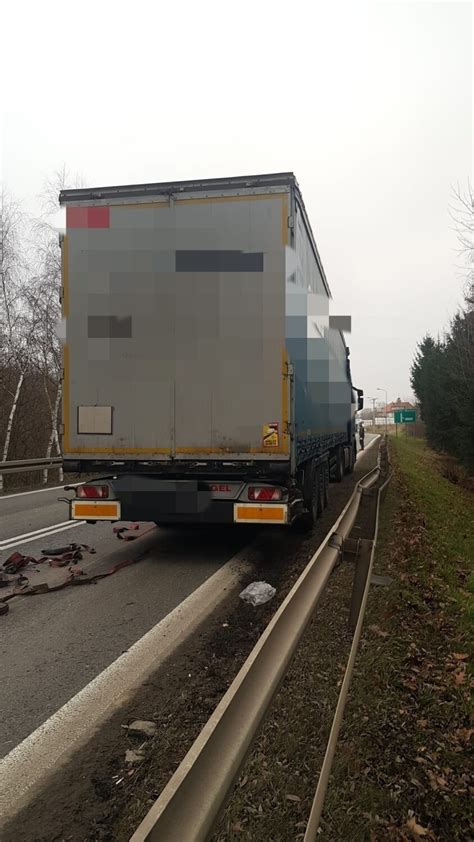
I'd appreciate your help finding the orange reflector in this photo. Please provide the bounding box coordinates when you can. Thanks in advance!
[234,504,287,524]
[71,501,121,520]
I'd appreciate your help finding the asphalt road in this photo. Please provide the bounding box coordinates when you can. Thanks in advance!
[0,434,376,760]
[0,489,255,759]
[0,485,71,541]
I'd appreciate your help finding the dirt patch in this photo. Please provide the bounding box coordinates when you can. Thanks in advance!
[210,558,363,841]
[1,449,379,842]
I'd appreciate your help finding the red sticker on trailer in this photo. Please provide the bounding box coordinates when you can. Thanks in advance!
[67,206,110,229]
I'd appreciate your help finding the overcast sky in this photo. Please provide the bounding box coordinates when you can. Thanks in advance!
[2,0,472,403]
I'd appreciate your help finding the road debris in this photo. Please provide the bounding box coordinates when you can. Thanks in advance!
[0,543,152,617]
[1,544,95,574]
[113,523,140,541]
[239,581,276,606]
[126,720,157,738]
[125,749,146,765]
[41,543,96,557]
[2,552,35,574]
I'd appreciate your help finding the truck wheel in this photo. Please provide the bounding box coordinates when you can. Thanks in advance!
[345,441,356,475]
[334,446,345,483]
[350,439,357,473]
[299,465,320,530]
[323,463,329,507]
[316,465,325,515]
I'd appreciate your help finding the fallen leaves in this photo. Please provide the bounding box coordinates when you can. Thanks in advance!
[453,669,466,686]
[426,768,448,791]
[406,815,429,839]
[454,727,473,744]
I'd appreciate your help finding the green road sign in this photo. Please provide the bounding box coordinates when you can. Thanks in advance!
[394,409,416,423]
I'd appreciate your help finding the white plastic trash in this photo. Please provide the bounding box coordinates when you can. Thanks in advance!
[239,581,276,606]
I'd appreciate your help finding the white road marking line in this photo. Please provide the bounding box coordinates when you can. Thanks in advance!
[0,485,71,501]
[1,520,74,543]
[0,521,84,552]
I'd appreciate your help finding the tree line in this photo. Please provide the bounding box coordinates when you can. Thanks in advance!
[0,169,81,490]
[411,183,474,472]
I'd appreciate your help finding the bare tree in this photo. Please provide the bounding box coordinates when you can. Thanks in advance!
[0,168,85,490]
[0,190,27,349]
[30,167,84,483]
[450,180,474,306]
[0,191,30,490]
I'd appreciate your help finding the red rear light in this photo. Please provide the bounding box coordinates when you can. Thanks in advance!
[248,486,283,502]
[77,485,109,499]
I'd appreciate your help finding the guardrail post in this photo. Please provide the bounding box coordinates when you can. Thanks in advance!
[347,538,373,631]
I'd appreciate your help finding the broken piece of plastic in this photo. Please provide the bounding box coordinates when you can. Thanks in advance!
[239,581,276,606]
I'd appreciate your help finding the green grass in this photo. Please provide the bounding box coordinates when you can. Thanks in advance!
[322,435,473,841]
[389,435,474,626]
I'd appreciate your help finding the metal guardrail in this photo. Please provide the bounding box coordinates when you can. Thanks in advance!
[130,450,389,842]
[304,458,392,839]
[0,457,62,476]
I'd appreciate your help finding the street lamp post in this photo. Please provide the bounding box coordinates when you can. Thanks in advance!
[377,388,388,435]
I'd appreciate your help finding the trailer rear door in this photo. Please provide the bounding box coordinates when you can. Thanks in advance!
[62,189,291,461]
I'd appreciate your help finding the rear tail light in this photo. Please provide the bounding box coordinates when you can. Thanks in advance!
[77,485,109,499]
[248,486,283,502]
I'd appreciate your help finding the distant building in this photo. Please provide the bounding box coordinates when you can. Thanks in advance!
[383,397,415,415]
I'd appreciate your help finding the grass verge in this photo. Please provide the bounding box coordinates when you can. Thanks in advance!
[322,435,473,841]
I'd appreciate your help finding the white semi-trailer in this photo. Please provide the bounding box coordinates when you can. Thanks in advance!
[60,173,363,527]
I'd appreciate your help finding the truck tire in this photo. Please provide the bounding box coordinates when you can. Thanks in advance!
[323,462,329,507]
[299,463,320,529]
[350,439,357,473]
[334,446,345,483]
[316,465,325,515]
[345,441,356,475]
